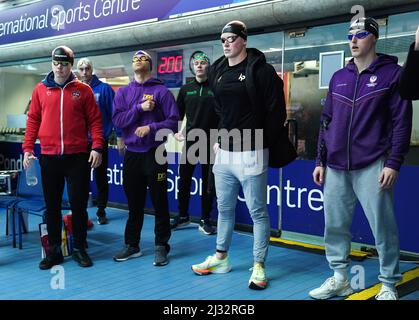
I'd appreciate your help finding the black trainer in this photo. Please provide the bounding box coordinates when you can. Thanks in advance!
[113,245,143,262]
[97,209,108,225]
[72,249,93,267]
[170,216,191,229]
[154,244,170,266]
[199,219,216,235]
[39,251,64,270]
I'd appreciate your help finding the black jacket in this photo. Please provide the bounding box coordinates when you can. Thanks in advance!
[399,42,419,100]
[177,79,218,134]
[209,48,296,168]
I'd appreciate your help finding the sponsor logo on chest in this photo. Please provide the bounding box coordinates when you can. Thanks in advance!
[143,94,154,101]
[186,90,198,96]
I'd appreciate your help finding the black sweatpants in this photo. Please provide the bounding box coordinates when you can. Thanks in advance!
[92,140,109,210]
[40,153,90,250]
[123,149,171,248]
[178,141,215,220]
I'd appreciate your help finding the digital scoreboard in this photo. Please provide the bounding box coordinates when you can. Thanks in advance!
[157,50,183,88]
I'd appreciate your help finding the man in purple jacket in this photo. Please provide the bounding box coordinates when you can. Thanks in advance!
[112,50,179,266]
[310,17,412,300]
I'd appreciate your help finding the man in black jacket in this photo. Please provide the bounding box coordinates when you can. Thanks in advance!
[171,51,218,235]
[191,21,293,290]
[399,26,419,100]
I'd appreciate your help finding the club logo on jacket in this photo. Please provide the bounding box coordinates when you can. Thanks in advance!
[186,90,198,96]
[238,73,246,82]
[143,94,154,101]
[367,75,378,88]
[46,90,52,96]
[72,91,81,98]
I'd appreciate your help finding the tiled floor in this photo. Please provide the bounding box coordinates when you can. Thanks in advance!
[0,207,417,300]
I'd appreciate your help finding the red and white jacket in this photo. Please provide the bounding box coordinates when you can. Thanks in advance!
[23,72,104,155]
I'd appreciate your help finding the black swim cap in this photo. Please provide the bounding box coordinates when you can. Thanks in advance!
[52,46,74,65]
[221,21,247,40]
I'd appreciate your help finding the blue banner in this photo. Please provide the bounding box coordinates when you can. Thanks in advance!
[2,141,417,253]
[0,0,258,46]
[282,160,419,254]
[89,148,280,229]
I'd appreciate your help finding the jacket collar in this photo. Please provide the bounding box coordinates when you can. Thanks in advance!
[346,53,398,74]
[42,71,76,88]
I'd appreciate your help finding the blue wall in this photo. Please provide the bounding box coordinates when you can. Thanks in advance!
[1,141,418,253]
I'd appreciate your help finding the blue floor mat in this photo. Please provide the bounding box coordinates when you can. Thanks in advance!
[0,207,417,300]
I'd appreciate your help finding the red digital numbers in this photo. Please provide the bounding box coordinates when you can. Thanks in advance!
[158,55,183,74]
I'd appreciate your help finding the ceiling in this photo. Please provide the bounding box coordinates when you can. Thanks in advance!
[0,0,42,11]
[0,2,416,85]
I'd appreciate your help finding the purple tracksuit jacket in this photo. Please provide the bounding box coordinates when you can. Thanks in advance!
[316,54,412,171]
[112,77,179,153]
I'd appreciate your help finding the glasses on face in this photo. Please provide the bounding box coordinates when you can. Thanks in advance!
[52,60,70,67]
[221,35,239,44]
[347,31,371,41]
[132,55,149,63]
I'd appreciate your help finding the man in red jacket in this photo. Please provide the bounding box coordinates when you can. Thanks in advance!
[23,46,104,270]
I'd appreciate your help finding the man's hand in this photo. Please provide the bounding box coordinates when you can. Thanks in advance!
[174,132,185,142]
[116,137,126,156]
[141,100,155,112]
[23,152,35,169]
[135,126,151,138]
[89,150,102,168]
[313,166,325,186]
[213,143,220,154]
[379,167,399,189]
[415,26,419,51]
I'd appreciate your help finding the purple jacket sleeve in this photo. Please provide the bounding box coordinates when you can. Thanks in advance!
[112,88,144,129]
[148,89,179,135]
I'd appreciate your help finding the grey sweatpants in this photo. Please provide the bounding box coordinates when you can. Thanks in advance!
[323,157,402,285]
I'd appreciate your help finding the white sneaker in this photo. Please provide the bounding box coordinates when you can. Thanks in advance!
[191,254,232,275]
[248,263,268,290]
[375,286,398,300]
[309,277,354,299]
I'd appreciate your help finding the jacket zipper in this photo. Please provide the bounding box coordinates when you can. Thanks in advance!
[199,84,203,96]
[60,87,64,155]
[347,73,360,170]
[59,81,73,155]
